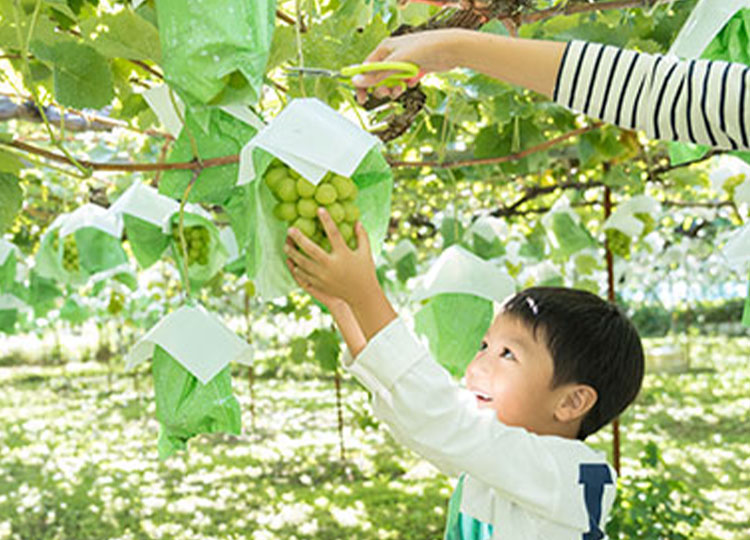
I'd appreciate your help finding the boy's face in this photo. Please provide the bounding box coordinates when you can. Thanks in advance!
[464,312,567,435]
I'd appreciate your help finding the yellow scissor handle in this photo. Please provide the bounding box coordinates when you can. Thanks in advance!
[340,61,420,92]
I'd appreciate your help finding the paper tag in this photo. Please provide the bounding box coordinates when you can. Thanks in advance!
[603,195,660,236]
[125,304,253,384]
[724,222,750,265]
[108,182,180,227]
[58,203,122,239]
[467,216,508,244]
[0,293,28,312]
[220,104,265,130]
[0,239,19,266]
[411,245,516,304]
[670,0,750,59]
[219,227,240,263]
[709,155,750,191]
[238,98,380,186]
[389,239,417,263]
[143,84,186,138]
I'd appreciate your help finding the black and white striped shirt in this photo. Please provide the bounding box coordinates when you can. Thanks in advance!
[554,40,750,151]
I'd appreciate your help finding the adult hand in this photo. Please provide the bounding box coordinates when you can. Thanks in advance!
[353,29,467,104]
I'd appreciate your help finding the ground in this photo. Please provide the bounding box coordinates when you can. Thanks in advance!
[0,335,748,540]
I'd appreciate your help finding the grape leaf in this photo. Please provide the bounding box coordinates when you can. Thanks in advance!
[0,148,22,175]
[0,173,22,234]
[81,10,161,62]
[30,41,114,109]
[551,213,596,256]
[309,329,340,372]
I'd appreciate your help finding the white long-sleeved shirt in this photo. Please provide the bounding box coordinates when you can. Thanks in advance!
[554,40,750,151]
[344,317,617,540]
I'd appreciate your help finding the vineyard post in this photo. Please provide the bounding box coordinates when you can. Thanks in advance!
[603,183,621,476]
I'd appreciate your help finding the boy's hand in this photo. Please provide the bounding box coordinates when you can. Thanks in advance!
[285,208,379,309]
[353,29,468,103]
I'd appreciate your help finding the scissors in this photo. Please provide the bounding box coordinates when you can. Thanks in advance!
[285,61,422,94]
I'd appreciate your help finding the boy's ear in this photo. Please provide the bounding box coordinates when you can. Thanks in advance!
[554,384,597,423]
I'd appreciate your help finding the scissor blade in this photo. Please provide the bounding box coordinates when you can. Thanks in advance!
[284,67,340,77]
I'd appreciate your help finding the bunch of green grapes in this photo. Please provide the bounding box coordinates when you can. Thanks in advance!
[263,160,361,251]
[171,225,211,266]
[605,228,631,259]
[52,232,80,272]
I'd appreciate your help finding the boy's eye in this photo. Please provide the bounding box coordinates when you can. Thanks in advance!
[500,347,516,361]
[479,340,488,351]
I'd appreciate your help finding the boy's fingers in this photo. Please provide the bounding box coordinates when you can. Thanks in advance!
[284,243,319,274]
[354,221,371,252]
[317,208,346,249]
[291,263,321,290]
[287,228,327,262]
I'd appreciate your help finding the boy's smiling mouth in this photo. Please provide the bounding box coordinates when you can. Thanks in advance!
[471,389,493,403]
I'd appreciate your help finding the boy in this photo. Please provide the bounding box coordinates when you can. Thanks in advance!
[284,208,644,539]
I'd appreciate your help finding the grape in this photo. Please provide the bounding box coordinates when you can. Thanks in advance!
[264,167,287,193]
[315,184,337,205]
[172,225,211,266]
[244,280,256,297]
[297,198,318,219]
[339,222,354,241]
[277,178,299,202]
[605,228,631,259]
[326,202,345,223]
[274,202,298,222]
[266,169,363,254]
[331,175,356,200]
[342,201,360,223]
[347,237,358,250]
[292,217,317,238]
[297,178,316,198]
[52,232,80,273]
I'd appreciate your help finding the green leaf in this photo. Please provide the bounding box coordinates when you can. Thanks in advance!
[81,9,162,62]
[551,213,595,256]
[309,329,340,372]
[0,173,22,234]
[0,148,22,175]
[30,41,114,109]
[440,216,464,248]
[159,108,257,205]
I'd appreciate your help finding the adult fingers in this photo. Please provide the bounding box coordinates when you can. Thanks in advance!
[316,208,347,250]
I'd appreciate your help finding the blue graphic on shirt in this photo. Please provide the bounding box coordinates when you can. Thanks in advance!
[444,474,494,540]
[579,464,613,540]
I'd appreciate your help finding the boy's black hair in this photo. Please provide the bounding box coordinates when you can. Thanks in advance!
[501,287,644,440]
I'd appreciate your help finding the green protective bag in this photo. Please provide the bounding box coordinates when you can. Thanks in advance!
[122,214,170,269]
[743,270,750,327]
[159,108,258,206]
[152,345,242,460]
[156,0,276,106]
[168,212,228,291]
[35,226,127,286]
[0,249,16,293]
[245,147,393,300]
[414,293,494,378]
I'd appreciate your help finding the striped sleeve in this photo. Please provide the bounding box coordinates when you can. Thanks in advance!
[553,40,750,151]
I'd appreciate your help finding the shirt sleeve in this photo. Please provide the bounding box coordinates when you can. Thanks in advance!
[554,40,750,151]
[344,317,597,527]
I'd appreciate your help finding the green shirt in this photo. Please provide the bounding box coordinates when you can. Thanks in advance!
[444,474,495,540]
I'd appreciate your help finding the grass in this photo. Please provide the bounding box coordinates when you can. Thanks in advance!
[0,335,748,539]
